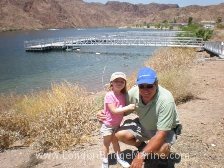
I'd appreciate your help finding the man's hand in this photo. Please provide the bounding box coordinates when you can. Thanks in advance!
[96,110,106,122]
[130,153,144,168]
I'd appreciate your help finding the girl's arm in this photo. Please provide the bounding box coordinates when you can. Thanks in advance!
[107,103,135,114]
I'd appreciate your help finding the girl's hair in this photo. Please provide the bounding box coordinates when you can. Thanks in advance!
[108,81,127,94]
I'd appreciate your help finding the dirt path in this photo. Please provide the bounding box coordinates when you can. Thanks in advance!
[172,58,224,168]
[0,55,224,168]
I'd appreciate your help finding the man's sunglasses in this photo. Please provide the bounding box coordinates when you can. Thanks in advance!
[138,84,154,89]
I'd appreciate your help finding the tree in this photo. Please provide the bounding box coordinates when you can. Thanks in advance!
[216,17,222,24]
[147,23,151,28]
[173,18,177,23]
[169,25,173,30]
[155,23,161,29]
[162,20,169,29]
[188,17,193,25]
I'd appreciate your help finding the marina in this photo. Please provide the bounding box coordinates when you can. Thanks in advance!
[1,28,160,93]
[24,32,224,60]
[24,31,204,52]
[1,28,222,94]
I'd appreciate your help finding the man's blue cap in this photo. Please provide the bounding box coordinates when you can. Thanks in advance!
[136,67,157,85]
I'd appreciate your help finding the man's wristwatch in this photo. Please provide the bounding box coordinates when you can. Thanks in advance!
[139,151,148,159]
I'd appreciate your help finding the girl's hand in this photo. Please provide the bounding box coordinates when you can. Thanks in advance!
[96,111,106,122]
[127,104,136,111]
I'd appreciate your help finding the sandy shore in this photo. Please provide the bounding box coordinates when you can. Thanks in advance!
[0,53,224,168]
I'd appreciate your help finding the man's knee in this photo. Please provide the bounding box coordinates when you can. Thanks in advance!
[115,130,134,141]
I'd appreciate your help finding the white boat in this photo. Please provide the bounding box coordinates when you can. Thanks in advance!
[65,48,72,51]
[48,28,59,31]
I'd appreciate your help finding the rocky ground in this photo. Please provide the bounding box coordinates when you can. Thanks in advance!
[0,53,224,168]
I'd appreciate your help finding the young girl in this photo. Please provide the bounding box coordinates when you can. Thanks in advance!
[100,72,135,168]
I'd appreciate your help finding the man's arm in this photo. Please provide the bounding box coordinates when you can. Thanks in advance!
[142,130,167,153]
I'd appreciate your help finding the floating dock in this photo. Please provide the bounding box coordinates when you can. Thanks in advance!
[24,32,204,52]
[25,37,204,52]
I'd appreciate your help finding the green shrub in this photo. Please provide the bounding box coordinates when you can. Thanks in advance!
[179,23,213,40]
[196,28,213,41]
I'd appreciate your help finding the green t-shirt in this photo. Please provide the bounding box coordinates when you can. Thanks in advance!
[127,85,179,131]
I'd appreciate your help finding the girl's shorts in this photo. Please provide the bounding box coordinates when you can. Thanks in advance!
[100,123,119,137]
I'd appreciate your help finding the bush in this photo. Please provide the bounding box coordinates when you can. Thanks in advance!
[195,28,213,41]
[216,23,224,29]
[179,23,213,41]
[0,82,102,151]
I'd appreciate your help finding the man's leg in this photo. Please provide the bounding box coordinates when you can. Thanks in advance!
[115,130,142,147]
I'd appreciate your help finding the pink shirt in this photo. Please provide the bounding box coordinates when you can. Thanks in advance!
[103,91,126,127]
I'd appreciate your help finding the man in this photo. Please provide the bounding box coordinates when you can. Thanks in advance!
[98,67,180,168]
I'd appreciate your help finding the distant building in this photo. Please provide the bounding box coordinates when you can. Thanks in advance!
[201,20,216,24]
[203,24,215,29]
[201,20,216,29]
[171,23,188,26]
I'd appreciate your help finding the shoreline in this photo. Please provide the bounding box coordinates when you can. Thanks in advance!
[0,26,178,34]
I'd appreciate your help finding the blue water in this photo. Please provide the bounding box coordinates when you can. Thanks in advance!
[0,28,159,93]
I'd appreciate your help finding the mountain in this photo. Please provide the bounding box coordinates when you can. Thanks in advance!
[0,0,223,31]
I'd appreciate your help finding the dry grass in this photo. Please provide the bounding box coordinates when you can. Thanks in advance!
[0,82,102,152]
[211,29,224,41]
[0,93,21,112]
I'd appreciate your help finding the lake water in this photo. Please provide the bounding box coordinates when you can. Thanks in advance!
[0,28,160,93]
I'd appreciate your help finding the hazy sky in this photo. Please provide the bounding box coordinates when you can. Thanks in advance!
[83,0,223,7]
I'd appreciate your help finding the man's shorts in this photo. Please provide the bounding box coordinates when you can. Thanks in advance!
[100,123,119,137]
[117,118,177,145]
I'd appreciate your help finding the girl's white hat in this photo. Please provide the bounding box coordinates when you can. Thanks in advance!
[110,72,127,82]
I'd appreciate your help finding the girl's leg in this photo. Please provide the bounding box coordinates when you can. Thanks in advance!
[102,135,113,158]
[112,134,130,168]
[111,134,121,154]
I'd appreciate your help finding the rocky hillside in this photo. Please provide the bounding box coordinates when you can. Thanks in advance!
[0,0,223,31]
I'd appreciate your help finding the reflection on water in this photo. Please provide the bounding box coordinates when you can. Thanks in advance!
[0,28,159,93]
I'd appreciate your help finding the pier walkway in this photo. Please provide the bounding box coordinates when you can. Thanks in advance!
[24,31,203,52]
[204,41,224,59]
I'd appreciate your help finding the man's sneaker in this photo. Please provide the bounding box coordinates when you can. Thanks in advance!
[102,161,109,168]
[117,158,130,168]
[137,142,147,152]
